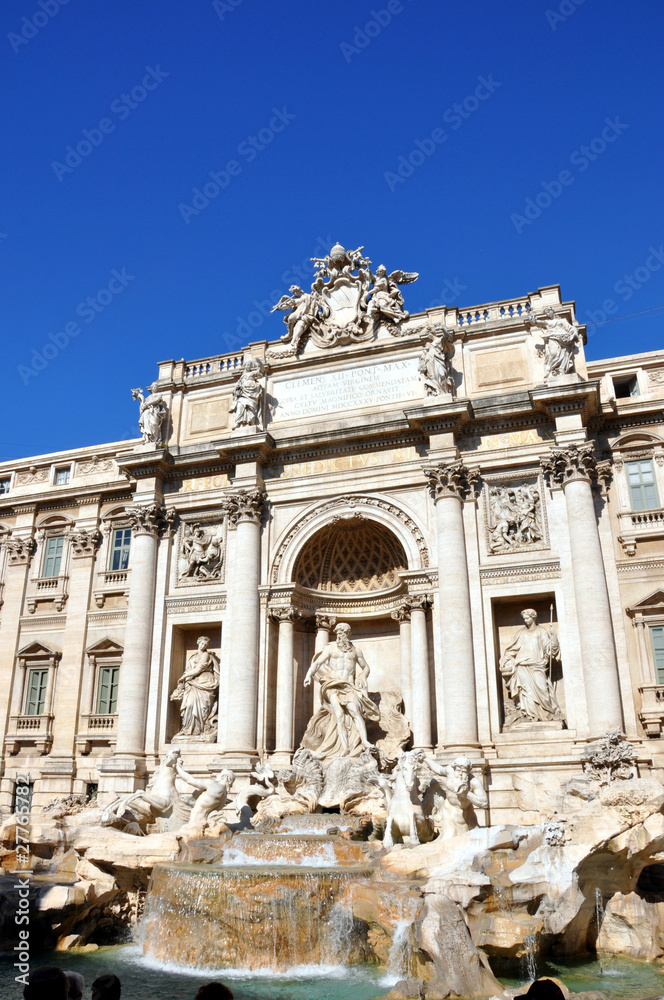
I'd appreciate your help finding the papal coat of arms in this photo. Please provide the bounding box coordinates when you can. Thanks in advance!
[269,242,418,357]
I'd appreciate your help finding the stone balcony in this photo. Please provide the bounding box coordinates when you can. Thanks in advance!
[639,684,664,737]
[6,713,54,754]
[93,569,130,609]
[26,575,68,614]
[76,713,117,754]
[618,508,664,557]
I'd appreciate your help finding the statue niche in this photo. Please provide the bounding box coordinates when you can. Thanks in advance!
[170,635,220,742]
[496,602,566,731]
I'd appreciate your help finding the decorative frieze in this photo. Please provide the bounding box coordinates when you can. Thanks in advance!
[479,560,561,586]
[76,456,116,475]
[424,461,480,502]
[16,467,49,486]
[221,489,267,525]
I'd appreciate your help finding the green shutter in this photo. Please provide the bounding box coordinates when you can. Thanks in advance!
[42,536,64,577]
[25,669,47,715]
[627,461,659,512]
[97,666,120,714]
[651,627,664,685]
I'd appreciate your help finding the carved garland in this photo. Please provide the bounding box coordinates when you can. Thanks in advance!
[271,495,429,584]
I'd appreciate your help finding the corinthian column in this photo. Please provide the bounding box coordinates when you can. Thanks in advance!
[270,605,301,760]
[542,444,623,734]
[115,504,174,759]
[408,594,433,750]
[424,462,480,749]
[220,489,266,754]
[391,604,412,723]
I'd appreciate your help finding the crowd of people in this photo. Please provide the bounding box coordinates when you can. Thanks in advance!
[22,961,567,1000]
[22,965,234,1000]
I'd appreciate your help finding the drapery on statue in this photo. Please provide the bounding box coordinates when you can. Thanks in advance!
[131,384,168,445]
[425,755,488,840]
[525,307,580,381]
[170,636,220,740]
[367,264,419,327]
[229,357,265,429]
[418,324,455,396]
[301,622,380,761]
[499,609,564,726]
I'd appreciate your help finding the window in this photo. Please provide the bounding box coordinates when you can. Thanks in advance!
[0,478,10,495]
[652,627,664,685]
[42,535,64,577]
[614,375,640,399]
[25,669,48,715]
[96,665,119,714]
[54,467,70,485]
[110,528,131,571]
[626,460,660,511]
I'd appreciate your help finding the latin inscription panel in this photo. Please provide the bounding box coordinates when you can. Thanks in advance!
[270,357,422,421]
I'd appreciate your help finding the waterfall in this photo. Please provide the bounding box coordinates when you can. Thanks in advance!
[141,862,373,972]
[522,933,538,983]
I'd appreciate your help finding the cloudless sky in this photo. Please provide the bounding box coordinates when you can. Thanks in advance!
[2,0,663,460]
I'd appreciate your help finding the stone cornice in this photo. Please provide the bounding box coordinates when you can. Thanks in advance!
[529,380,600,422]
[215,433,275,465]
[116,451,174,481]
[404,399,472,434]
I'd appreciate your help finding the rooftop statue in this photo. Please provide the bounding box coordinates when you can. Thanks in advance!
[269,242,418,356]
[230,356,265,429]
[525,307,581,382]
[131,383,168,445]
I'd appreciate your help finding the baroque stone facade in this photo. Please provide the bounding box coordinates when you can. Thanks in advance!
[1,245,664,822]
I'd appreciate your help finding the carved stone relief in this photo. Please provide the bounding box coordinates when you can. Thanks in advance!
[178,521,224,581]
[484,477,546,554]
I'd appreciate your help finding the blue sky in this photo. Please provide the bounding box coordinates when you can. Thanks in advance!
[2,0,663,459]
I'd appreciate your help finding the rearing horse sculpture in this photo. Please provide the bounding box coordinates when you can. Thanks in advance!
[383,749,434,848]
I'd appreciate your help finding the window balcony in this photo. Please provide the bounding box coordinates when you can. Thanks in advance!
[93,569,130,609]
[639,684,664,737]
[76,713,118,754]
[26,575,68,614]
[6,714,54,754]
[618,508,664,557]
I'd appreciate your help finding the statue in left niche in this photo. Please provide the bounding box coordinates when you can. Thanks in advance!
[230,357,265,430]
[170,636,220,741]
[179,522,224,580]
[131,384,168,445]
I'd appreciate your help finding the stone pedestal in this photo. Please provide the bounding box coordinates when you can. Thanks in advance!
[425,462,480,750]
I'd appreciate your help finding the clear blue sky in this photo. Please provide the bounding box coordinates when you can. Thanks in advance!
[3,0,663,460]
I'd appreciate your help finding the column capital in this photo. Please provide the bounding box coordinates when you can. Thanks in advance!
[407,593,433,612]
[315,613,337,631]
[222,488,267,525]
[69,528,102,558]
[4,535,35,565]
[423,461,480,502]
[391,602,411,623]
[124,503,176,537]
[269,605,302,625]
[541,443,599,487]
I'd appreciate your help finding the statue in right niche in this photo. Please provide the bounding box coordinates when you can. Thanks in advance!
[499,608,564,728]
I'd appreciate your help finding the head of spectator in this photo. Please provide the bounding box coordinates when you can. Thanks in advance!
[194,984,234,1000]
[516,979,566,999]
[64,970,84,1000]
[91,973,122,1000]
[23,965,69,1000]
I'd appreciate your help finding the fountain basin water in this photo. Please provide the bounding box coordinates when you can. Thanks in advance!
[142,862,376,972]
[220,833,369,867]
